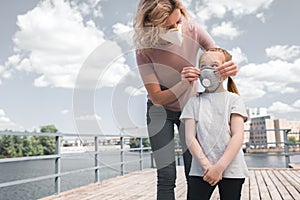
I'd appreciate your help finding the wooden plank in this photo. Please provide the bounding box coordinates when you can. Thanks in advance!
[287,170,300,184]
[278,170,300,199]
[260,169,282,200]
[270,170,294,199]
[249,170,260,200]
[40,168,300,200]
[83,170,156,200]
[210,186,220,200]
[254,170,271,199]
[281,170,300,190]
[241,177,250,200]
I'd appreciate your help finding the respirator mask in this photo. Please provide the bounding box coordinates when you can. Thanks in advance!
[160,24,183,46]
[199,65,221,92]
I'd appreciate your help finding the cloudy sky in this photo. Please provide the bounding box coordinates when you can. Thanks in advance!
[0,0,299,135]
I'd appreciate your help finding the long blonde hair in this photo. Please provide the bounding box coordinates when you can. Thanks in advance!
[133,0,188,51]
[200,48,240,95]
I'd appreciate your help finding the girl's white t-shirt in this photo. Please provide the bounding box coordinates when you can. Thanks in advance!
[180,91,249,178]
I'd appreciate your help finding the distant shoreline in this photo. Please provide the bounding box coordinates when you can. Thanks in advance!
[61,145,130,154]
[245,147,300,154]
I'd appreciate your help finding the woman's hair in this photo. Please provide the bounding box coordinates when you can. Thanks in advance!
[200,48,240,95]
[133,0,188,51]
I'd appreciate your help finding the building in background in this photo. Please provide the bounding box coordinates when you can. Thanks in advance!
[244,107,300,148]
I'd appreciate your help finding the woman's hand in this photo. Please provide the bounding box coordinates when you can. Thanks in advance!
[181,66,200,82]
[216,60,238,79]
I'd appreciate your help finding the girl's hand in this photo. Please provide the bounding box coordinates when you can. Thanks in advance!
[216,60,238,79]
[181,66,200,82]
[203,164,224,186]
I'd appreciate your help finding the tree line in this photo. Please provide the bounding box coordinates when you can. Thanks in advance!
[0,125,57,158]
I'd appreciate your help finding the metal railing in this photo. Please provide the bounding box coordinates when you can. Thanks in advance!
[0,131,151,195]
[0,129,299,196]
[243,129,300,168]
[172,129,299,168]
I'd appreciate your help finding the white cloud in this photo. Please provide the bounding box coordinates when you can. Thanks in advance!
[125,86,146,96]
[9,0,105,88]
[256,13,266,23]
[0,62,13,79]
[293,100,300,108]
[98,56,131,88]
[211,22,241,40]
[0,109,24,131]
[6,55,21,67]
[229,47,248,65]
[72,39,132,90]
[71,0,103,18]
[0,65,4,77]
[61,109,70,115]
[268,101,299,114]
[228,0,274,17]
[76,114,101,121]
[266,45,300,60]
[236,58,300,101]
[112,23,132,35]
[195,0,274,22]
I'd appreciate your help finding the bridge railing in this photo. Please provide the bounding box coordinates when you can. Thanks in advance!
[0,129,299,195]
[0,131,151,195]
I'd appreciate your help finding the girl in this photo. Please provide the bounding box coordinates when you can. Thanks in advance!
[180,48,248,200]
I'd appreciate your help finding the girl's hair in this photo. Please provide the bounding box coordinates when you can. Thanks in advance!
[201,48,240,95]
[133,0,188,51]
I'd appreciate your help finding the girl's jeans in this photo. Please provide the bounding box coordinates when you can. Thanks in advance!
[147,100,192,200]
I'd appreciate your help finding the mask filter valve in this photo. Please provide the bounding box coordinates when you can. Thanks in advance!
[201,79,211,87]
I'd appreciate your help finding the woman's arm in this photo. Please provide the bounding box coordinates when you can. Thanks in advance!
[137,52,198,106]
[185,119,212,170]
[144,79,190,105]
[203,113,244,185]
[144,65,201,105]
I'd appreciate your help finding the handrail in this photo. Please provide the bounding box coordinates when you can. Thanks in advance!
[0,129,298,196]
[0,131,151,195]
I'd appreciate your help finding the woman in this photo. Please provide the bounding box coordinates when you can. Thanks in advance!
[133,1,238,199]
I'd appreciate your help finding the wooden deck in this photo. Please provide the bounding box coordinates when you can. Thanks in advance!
[40,167,300,200]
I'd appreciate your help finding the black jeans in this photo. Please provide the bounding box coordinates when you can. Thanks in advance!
[147,100,192,200]
[189,176,245,200]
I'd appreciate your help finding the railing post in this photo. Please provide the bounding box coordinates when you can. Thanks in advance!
[139,137,143,170]
[55,135,61,194]
[176,150,181,166]
[283,129,291,168]
[120,136,124,176]
[94,136,100,182]
[150,151,155,168]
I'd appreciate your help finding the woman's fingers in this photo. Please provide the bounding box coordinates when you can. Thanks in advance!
[217,61,238,78]
[181,66,200,79]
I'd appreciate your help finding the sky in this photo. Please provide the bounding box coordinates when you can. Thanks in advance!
[0,0,299,136]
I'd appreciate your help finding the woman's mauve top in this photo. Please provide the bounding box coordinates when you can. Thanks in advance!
[136,21,216,111]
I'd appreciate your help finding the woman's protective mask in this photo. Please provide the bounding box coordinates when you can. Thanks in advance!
[160,24,183,46]
[199,66,221,92]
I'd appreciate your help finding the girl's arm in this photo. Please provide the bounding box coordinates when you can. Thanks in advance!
[203,113,244,185]
[185,119,212,170]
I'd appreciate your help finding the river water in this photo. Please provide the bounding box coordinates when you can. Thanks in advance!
[0,151,299,200]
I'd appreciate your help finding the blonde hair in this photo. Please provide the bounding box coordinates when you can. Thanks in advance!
[133,0,188,51]
[200,48,240,95]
